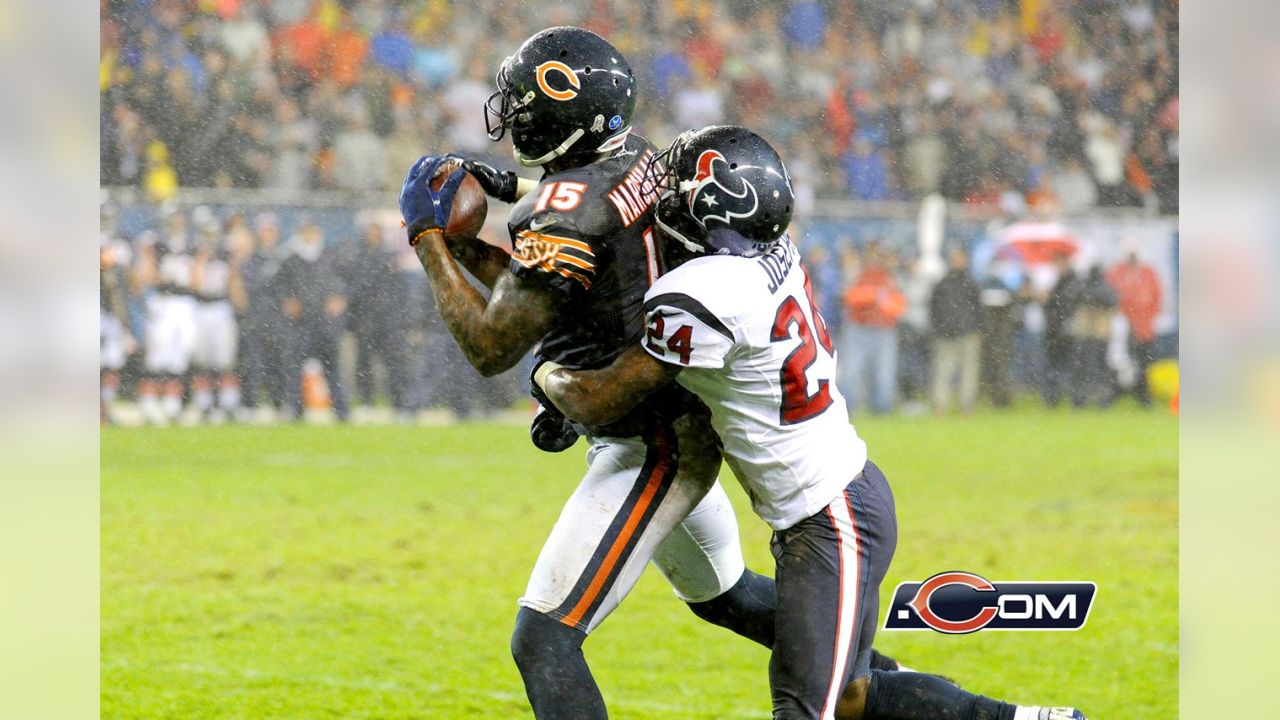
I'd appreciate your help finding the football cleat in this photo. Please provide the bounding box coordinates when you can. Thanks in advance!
[1037,708,1087,720]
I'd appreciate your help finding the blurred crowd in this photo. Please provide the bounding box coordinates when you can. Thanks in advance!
[100,0,1178,214]
[100,202,1169,425]
[805,238,1166,417]
[100,205,519,425]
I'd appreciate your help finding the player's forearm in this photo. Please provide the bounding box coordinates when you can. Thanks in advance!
[415,232,523,376]
[449,240,510,289]
[541,366,640,427]
[539,346,677,426]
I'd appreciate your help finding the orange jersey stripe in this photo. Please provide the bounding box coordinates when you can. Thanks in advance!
[561,436,671,628]
[555,253,595,271]
[518,229,595,256]
[552,265,593,290]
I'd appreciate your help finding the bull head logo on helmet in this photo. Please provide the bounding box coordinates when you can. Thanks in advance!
[688,150,759,228]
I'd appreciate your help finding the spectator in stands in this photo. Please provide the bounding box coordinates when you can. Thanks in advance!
[802,243,843,334]
[238,213,289,417]
[1049,157,1099,214]
[904,114,944,197]
[269,98,318,190]
[333,112,387,191]
[673,66,725,130]
[1042,251,1082,406]
[838,243,906,414]
[928,248,983,415]
[144,141,178,203]
[219,3,270,68]
[843,133,891,201]
[1106,248,1163,407]
[99,0,1178,209]
[1071,266,1118,407]
[979,258,1023,409]
[1086,117,1130,206]
[341,222,409,420]
[897,256,932,410]
[278,220,350,422]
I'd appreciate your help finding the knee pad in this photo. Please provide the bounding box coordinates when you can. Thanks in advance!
[510,607,585,669]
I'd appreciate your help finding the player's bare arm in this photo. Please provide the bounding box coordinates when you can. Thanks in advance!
[537,345,680,427]
[414,228,558,376]
[439,153,539,290]
[447,239,511,289]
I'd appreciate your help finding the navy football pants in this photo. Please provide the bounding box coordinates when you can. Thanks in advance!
[770,461,898,720]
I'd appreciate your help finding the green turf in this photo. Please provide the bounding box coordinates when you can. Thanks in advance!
[102,407,1177,719]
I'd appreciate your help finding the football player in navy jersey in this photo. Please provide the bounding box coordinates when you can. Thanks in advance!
[400,27,928,720]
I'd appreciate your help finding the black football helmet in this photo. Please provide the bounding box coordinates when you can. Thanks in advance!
[646,125,795,256]
[485,27,636,168]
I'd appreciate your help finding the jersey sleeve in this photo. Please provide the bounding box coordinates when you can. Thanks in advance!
[508,213,598,297]
[641,291,736,369]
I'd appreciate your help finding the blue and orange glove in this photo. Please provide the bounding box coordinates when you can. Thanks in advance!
[399,155,468,246]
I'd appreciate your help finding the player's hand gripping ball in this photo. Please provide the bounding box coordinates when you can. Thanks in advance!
[399,156,488,246]
[444,154,519,204]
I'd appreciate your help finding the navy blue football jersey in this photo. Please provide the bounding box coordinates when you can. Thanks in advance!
[506,133,693,436]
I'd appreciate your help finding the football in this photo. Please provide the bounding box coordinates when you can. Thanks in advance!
[430,161,488,240]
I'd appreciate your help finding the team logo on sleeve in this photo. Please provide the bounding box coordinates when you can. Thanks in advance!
[535,61,580,101]
[883,571,1097,633]
[514,230,561,268]
[513,227,597,289]
[688,149,759,228]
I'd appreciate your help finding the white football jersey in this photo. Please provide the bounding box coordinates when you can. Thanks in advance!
[642,239,868,531]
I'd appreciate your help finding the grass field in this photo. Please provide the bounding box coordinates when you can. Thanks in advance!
[102,406,1177,719]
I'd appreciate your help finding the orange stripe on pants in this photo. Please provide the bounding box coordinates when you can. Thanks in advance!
[561,433,672,628]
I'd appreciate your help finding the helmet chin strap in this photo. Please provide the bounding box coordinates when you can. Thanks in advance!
[654,208,705,254]
[516,128,585,167]
[515,127,633,167]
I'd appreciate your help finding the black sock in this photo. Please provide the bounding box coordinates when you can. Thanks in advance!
[864,669,1017,720]
[686,568,777,648]
[510,608,607,720]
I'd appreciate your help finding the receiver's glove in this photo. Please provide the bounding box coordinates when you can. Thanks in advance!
[399,155,467,245]
[445,154,519,203]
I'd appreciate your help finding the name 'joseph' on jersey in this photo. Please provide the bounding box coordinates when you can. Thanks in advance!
[640,239,868,531]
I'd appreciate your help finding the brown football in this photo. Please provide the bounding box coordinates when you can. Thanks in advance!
[429,162,488,241]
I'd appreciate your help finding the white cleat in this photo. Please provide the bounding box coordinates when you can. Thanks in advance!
[1037,709,1087,720]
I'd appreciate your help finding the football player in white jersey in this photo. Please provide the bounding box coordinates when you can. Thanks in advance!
[535,126,1086,720]
[190,211,242,423]
[133,211,199,426]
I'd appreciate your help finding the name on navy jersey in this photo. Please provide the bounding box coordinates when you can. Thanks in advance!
[605,148,658,228]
